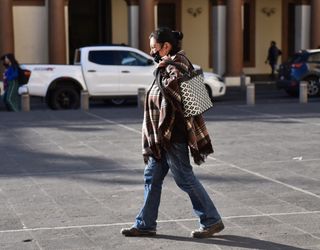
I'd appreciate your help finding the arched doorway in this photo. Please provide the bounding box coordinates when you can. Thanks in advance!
[68,0,112,63]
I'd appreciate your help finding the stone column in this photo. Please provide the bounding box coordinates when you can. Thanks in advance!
[48,0,66,64]
[0,0,14,57]
[154,0,159,30]
[139,0,155,53]
[295,4,310,51]
[311,0,320,49]
[226,0,243,77]
[125,0,139,48]
[211,0,226,76]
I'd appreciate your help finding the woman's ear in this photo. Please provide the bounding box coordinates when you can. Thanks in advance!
[163,42,172,54]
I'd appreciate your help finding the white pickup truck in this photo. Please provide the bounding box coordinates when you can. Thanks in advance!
[21,45,226,110]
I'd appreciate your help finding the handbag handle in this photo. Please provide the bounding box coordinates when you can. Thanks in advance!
[164,54,203,78]
[155,68,166,96]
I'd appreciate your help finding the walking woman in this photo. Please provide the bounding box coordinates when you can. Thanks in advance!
[1,53,20,111]
[121,27,224,238]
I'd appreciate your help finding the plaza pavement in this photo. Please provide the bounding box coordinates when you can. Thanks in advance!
[0,99,320,249]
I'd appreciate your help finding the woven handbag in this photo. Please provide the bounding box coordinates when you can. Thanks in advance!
[167,61,213,117]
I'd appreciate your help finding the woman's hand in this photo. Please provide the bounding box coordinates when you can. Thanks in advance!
[157,55,172,68]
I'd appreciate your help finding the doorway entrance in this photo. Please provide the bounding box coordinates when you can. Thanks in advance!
[282,0,297,62]
[157,0,181,30]
[68,0,112,63]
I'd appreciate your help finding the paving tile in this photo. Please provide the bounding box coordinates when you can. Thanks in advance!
[261,234,320,249]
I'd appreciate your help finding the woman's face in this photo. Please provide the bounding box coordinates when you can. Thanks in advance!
[149,37,171,58]
[4,57,11,65]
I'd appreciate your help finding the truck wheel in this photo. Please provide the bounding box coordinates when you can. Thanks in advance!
[50,86,80,110]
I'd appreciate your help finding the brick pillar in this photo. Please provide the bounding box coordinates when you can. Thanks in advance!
[48,0,66,64]
[139,0,155,53]
[311,0,320,49]
[226,0,243,76]
[0,0,14,77]
[0,0,14,57]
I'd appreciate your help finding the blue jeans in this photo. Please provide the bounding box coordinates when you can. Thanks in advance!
[134,143,222,230]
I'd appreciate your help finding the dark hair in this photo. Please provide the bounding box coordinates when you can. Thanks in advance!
[1,53,20,68]
[149,27,183,55]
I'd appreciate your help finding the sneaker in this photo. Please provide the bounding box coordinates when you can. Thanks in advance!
[121,227,156,237]
[191,220,224,238]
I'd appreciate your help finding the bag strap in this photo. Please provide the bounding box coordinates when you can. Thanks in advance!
[155,53,199,91]
[165,61,189,75]
[179,53,195,70]
[155,68,166,97]
[164,54,198,77]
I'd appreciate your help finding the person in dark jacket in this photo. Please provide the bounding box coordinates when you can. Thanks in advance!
[1,53,21,111]
[121,27,224,238]
[265,41,282,78]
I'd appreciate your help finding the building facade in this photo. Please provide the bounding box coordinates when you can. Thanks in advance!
[1,0,320,77]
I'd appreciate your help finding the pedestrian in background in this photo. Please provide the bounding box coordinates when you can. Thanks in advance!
[265,41,282,79]
[121,27,224,238]
[1,53,21,111]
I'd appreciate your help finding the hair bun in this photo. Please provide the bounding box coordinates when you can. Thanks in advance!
[172,31,183,41]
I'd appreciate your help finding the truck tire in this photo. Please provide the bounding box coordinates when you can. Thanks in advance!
[49,86,80,110]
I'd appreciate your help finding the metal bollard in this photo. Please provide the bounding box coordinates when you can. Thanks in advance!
[21,93,30,112]
[299,81,308,104]
[240,74,246,92]
[81,91,89,111]
[246,84,255,105]
[137,88,146,109]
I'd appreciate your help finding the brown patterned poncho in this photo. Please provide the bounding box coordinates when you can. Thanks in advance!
[142,51,213,165]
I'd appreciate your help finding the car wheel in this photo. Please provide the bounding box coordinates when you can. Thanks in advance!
[50,86,80,110]
[111,98,126,105]
[304,76,320,97]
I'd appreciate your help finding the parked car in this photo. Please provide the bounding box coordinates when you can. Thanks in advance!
[276,49,320,97]
[19,45,226,110]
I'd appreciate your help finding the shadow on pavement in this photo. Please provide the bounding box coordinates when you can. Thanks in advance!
[153,234,307,250]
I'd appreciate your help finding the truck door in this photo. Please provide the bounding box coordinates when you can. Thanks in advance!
[117,51,155,95]
[82,50,120,96]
